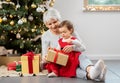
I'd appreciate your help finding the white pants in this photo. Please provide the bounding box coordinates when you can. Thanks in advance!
[76,55,93,79]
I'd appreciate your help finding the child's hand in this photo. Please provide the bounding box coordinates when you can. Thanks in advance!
[62,45,73,53]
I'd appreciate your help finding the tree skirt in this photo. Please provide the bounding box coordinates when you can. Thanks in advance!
[0,65,48,77]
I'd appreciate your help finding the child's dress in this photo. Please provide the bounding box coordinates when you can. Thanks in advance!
[45,37,81,77]
[58,37,81,77]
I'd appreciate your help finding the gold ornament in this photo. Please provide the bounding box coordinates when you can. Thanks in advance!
[22,17,27,23]
[52,0,56,2]
[49,2,54,7]
[34,25,37,29]
[41,29,45,34]
[0,4,2,9]
[1,35,5,40]
[25,5,28,10]
[31,3,37,8]
[31,29,36,32]
[10,20,14,26]
[49,0,55,7]
[0,17,3,23]
[6,0,11,2]
[9,15,13,18]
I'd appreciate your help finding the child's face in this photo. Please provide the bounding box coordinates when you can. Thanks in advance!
[59,26,72,39]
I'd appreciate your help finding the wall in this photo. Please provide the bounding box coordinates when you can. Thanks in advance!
[54,0,120,60]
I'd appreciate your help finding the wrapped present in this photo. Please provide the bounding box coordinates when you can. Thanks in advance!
[21,52,40,74]
[46,49,68,66]
[16,64,21,72]
[0,56,20,66]
[7,61,21,71]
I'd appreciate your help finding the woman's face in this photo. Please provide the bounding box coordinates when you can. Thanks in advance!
[45,18,60,34]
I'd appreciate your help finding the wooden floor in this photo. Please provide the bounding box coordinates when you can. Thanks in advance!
[0,60,120,83]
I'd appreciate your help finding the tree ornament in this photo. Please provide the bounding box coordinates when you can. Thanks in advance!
[31,3,37,8]
[49,2,54,7]
[11,30,14,33]
[27,38,29,41]
[0,17,3,23]
[49,3,54,7]
[1,35,5,40]
[18,19,23,25]
[10,38,12,40]
[10,20,14,26]
[36,4,45,13]
[0,4,3,9]
[21,17,27,23]
[31,29,36,32]
[9,14,13,18]
[28,15,34,21]
[16,0,20,10]
[49,0,55,7]
[16,33,21,39]
[41,29,45,34]
[16,4,20,9]
[25,5,28,10]
[6,0,11,2]
[2,16,7,22]
[34,25,37,29]
[36,7,42,12]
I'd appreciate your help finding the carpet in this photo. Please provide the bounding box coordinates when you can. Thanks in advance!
[0,65,48,77]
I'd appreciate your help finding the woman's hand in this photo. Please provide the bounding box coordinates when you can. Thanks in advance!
[62,45,73,53]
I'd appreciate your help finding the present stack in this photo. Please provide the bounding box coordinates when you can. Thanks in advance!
[7,61,21,72]
[46,49,68,66]
[21,52,40,74]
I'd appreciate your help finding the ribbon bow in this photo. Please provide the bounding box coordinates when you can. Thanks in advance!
[23,51,34,74]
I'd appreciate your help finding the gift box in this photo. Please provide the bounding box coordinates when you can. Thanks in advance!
[7,61,21,71]
[0,56,20,66]
[16,64,21,72]
[46,49,68,66]
[21,52,40,74]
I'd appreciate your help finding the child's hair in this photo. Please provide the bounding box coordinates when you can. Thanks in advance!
[59,20,74,33]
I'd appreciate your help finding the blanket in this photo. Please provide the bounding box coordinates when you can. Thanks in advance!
[0,65,48,77]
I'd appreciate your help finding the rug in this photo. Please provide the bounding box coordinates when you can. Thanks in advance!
[0,65,48,77]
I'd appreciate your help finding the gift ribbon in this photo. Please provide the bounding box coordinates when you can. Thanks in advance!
[53,49,58,63]
[53,48,65,63]
[23,51,34,74]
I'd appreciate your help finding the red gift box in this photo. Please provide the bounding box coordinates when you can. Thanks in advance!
[7,61,21,71]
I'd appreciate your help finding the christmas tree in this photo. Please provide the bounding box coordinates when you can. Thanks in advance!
[0,0,55,55]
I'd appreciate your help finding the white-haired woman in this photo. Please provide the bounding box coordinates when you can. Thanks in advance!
[41,8,107,81]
